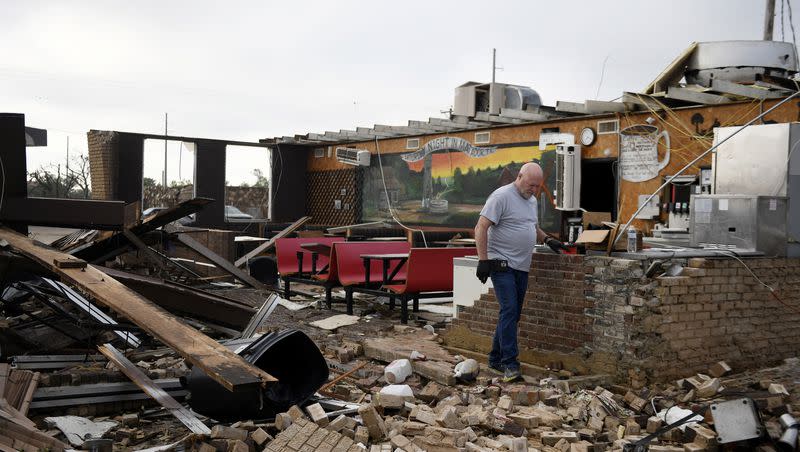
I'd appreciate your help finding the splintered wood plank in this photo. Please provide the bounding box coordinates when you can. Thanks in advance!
[0,227,276,392]
[235,216,311,267]
[99,344,211,434]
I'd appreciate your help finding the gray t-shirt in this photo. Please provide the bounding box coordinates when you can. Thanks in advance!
[479,183,538,271]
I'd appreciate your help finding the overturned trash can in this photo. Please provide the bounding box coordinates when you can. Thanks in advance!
[182,329,328,420]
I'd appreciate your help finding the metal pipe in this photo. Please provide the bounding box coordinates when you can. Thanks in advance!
[613,90,800,246]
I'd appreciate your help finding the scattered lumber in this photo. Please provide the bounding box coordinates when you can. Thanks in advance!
[0,227,276,393]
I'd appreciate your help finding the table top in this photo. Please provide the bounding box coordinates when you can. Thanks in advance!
[360,253,409,260]
[365,237,407,241]
[300,243,332,253]
[432,241,476,246]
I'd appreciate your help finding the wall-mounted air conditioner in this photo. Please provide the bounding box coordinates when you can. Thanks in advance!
[555,144,581,211]
[335,147,371,166]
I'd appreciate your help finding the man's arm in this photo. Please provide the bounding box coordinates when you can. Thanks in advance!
[474,216,494,260]
[536,226,548,244]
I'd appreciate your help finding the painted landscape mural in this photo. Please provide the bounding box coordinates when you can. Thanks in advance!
[362,138,560,231]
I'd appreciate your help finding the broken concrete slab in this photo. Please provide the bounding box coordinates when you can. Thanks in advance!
[44,415,118,447]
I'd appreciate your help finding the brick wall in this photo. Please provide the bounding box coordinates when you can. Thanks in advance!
[87,130,119,200]
[445,254,800,385]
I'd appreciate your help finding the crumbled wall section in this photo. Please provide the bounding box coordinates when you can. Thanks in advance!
[446,254,800,385]
[87,130,119,200]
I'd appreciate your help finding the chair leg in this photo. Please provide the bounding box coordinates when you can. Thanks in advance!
[325,286,332,309]
[412,295,420,312]
[389,295,395,310]
[400,295,408,324]
[345,288,354,315]
[283,278,291,300]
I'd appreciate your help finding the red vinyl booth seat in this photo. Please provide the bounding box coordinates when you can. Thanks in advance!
[333,241,411,287]
[384,247,475,294]
[275,237,344,277]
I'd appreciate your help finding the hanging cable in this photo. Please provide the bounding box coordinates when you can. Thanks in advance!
[373,136,428,247]
[613,90,800,246]
[711,249,800,315]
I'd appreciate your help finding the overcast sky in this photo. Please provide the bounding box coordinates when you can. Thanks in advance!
[2,0,796,184]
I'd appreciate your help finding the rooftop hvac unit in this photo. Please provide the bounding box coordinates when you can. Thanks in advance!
[555,144,581,211]
[335,147,371,166]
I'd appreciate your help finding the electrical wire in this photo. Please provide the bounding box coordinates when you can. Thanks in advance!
[710,249,800,316]
[788,0,798,52]
[613,90,800,246]
[782,0,786,43]
[373,136,428,247]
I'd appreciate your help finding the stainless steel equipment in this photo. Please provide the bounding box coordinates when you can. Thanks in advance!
[690,195,788,256]
[712,123,800,257]
[710,398,764,444]
[685,41,798,86]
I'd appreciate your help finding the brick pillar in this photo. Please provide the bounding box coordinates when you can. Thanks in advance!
[87,130,119,200]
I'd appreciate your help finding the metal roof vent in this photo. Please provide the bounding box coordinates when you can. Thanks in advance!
[685,40,798,87]
[454,82,542,118]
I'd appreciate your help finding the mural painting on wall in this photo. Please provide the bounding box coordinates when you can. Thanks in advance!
[361,137,560,231]
[619,124,671,182]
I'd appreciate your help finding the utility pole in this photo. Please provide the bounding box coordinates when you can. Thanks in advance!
[65,136,69,176]
[163,113,168,187]
[492,48,496,83]
[764,0,776,40]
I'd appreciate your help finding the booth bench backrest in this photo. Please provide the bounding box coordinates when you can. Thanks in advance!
[275,237,345,276]
[386,247,476,294]
[334,241,412,287]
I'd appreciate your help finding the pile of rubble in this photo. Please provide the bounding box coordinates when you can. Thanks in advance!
[0,221,798,452]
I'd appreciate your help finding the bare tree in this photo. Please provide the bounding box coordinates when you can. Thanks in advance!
[27,155,92,199]
[67,154,91,199]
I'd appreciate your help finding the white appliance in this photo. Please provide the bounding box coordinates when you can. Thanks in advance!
[452,256,491,317]
[555,144,581,211]
[335,147,371,166]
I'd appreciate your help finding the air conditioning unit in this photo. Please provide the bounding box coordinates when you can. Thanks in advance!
[335,147,371,166]
[555,144,581,211]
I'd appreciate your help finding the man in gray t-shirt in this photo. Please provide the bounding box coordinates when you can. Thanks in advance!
[474,162,565,382]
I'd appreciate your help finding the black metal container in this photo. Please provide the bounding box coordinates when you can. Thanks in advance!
[182,329,328,420]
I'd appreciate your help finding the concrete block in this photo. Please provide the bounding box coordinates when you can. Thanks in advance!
[211,425,248,441]
[307,402,329,427]
[357,403,387,441]
[354,426,369,445]
[541,431,579,446]
[250,428,271,446]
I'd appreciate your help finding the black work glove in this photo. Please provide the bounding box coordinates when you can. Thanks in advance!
[544,237,567,254]
[476,260,492,284]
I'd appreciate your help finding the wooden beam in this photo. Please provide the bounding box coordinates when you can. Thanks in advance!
[710,79,785,99]
[555,101,588,114]
[666,86,732,105]
[99,343,211,434]
[584,100,628,113]
[0,227,276,392]
[644,42,697,94]
[172,231,267,289]
[235,216,311,267]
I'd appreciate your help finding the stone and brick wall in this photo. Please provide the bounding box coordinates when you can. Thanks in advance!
[446,253,800,385]
[87,130,119,200]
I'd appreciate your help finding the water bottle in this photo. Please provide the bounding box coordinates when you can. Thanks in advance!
[627,227,638,253]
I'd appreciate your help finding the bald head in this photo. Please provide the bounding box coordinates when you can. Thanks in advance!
[514,162,544,199]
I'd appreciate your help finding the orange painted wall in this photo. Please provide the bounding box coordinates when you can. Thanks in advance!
[307,97,800,230]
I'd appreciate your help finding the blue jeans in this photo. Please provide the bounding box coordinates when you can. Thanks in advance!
[488,269,528,371]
